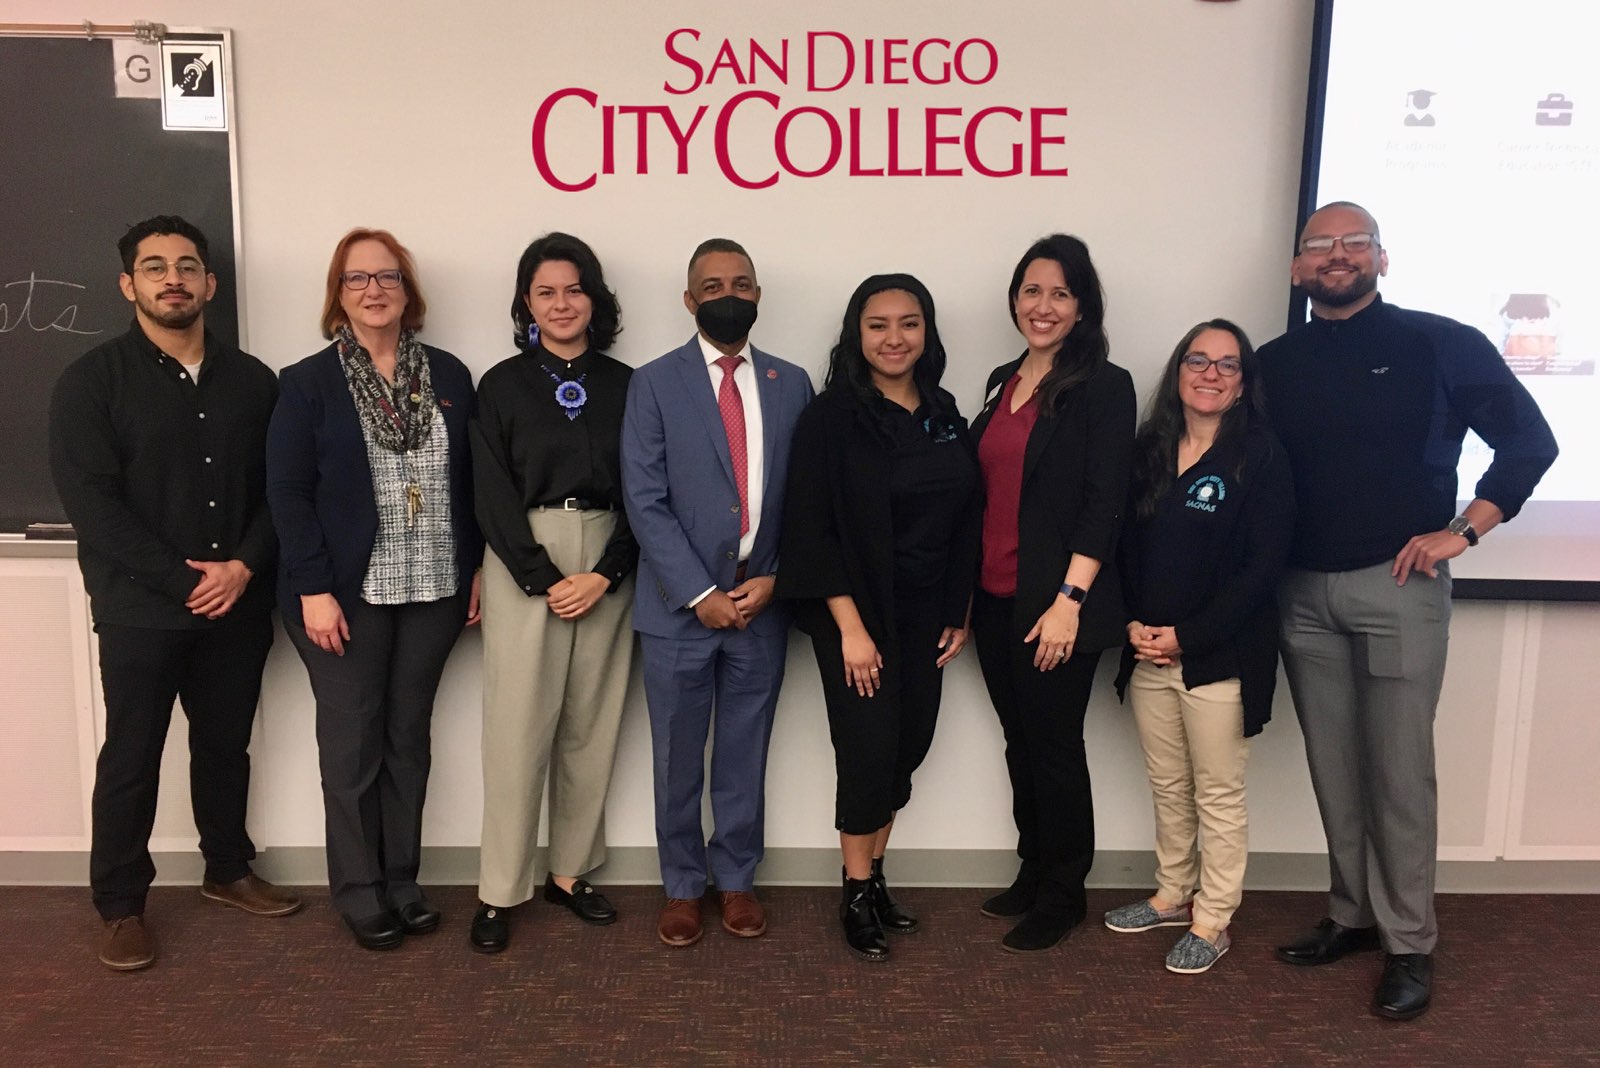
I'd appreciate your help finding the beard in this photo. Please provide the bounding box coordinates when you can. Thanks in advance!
[135,287,205,330]
[1298,263,1378,308]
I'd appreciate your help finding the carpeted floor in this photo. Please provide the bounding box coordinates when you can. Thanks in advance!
[3,884,1597,1066]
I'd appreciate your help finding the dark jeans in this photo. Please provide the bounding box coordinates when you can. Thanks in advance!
[286,594,466,921]
[972,591,1101,918]
[90,611,274,920]
[810,591,948,835]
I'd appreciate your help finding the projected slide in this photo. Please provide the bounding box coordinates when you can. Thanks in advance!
[1312,0,1598,584]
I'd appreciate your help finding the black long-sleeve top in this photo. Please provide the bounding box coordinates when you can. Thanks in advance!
[777,387,982,653]
[48,320,278,628]
[1114,426,1295,737]
[470,346,638,595]
[1258,296,1558,571]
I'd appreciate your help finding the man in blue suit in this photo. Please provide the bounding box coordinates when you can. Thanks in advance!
[622,238,813,947]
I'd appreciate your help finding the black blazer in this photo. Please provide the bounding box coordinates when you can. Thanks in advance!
[265,341,482,623]
[777,387,982,655]
[970,357,1137,654]
[1114,425,1295,737]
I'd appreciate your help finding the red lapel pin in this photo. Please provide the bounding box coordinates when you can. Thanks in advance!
[766,368,778,379]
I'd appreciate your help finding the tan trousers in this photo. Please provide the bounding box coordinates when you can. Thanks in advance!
[477,509,635,908]
[1127,660,1250,930]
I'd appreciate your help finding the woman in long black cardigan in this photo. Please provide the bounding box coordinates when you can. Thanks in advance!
[779,274,981,961]
[970,235,1136,952]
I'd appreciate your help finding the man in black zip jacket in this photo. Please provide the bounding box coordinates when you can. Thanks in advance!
[49,216,302,973]
[1258,201,1557,1021]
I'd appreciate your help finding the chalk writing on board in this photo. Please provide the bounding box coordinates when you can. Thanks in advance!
[0,274,103,337]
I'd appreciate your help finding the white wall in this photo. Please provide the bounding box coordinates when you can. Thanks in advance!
[3,0,1595,875]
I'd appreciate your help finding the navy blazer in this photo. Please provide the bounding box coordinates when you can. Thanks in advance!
[621,334,814,641]
[970,357,1137,655]
[265,341,482,623]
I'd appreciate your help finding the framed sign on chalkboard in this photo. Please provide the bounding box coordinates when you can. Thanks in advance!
[0,27,243,533]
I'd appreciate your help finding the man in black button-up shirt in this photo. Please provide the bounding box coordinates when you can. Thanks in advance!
[1260,202,1557,1022]
[49,216,301,972]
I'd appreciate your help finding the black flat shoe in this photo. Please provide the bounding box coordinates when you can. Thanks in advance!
[543,876,618,925]
[1373,953,1433,1020]
[345,911,404,951]
[1276,917,1382,966]
[394,899,441,934]
[869,858,919,934]
[981,865,1039,919]
[470,902,510,953]
[841,874,889,962]
[1001,909,1081,953]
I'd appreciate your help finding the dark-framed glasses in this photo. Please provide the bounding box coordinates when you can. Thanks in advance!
[136,257,206,282]
[1181,354,1242,377]
[341,269,404,290]
[1298,232,1377,255]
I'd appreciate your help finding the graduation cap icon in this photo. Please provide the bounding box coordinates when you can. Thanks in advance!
[1406,89,1436,109]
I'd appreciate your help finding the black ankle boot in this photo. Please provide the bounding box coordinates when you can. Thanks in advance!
[841,871,889,961]
[869,857,919,934]
[981,863,1040,919]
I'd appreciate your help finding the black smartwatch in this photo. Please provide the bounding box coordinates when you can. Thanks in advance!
[1447,515,1479,547]
[1058,583,1088,605]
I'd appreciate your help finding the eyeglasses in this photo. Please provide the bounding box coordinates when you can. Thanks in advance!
[135,258,206,282]
[1180,354,1242,377]
[341,269,404,291]
[1298,232,1378,256]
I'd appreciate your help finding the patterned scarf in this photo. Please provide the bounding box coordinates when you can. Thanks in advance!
[336,325,437,453]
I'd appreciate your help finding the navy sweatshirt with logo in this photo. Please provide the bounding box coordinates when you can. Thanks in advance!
[1258,296,1558,572]
[1115,426,1295,736]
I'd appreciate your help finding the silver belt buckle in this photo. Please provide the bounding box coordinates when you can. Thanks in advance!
[562,497,581,511]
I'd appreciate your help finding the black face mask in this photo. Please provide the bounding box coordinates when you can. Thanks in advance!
[695,295,759,346]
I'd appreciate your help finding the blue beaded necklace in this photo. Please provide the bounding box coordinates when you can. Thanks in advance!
[529,326,587,420]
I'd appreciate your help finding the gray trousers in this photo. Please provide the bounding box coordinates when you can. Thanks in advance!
[1278,562,1450,954]
[477,509,635,908]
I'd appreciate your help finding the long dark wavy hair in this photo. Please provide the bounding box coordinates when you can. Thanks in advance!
[1130,318,1268,520]
[510,232,621,352]
[1006,234,1109,414]
[822,273,955,418]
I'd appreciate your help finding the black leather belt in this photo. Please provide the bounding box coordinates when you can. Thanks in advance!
[536,498,615,511]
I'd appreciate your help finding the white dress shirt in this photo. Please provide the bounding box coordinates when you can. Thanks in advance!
[687,331,765,606]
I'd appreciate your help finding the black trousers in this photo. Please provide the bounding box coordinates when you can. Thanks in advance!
[286,594,465,921]
[90,611,274,920]
[810,592,947,835]
[971,591,1102,918]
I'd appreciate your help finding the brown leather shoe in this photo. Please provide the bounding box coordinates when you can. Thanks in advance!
[719,890,767,938]
[658,897,703,947]
[99,916,156,971]
[201,874,304,917]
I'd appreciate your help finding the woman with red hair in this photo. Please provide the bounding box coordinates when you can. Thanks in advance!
[267,229,482,951]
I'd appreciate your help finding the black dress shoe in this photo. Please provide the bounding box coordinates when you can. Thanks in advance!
[470,902,510,953]
[394,899,441,934]
[841,874,889,961]
[345,912,404,951]
[981,865,1040,919]
[1001,908,1082,953]
[543,876,618,925]
[1276,917,1382,966]
[869,858,918,934]
[1373,953,1433,1020]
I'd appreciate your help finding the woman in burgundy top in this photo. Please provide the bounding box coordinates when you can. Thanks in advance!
[969,234,1136,952]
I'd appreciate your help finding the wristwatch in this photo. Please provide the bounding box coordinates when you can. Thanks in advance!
[1447,515,1479,547]
[1058,583,1088,605]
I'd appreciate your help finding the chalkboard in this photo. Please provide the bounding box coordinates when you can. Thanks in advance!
[0,32,240,532]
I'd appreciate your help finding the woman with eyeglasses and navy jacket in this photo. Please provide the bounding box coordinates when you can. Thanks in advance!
[266,228,481,952]
[1101,318,1294,975]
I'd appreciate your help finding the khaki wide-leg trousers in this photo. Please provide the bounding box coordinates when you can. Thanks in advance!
[477,508,635,908]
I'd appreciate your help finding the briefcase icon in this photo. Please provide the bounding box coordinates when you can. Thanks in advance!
[1536,94,1573,126]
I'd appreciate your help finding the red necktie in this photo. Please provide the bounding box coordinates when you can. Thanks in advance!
[714,355,750,537]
